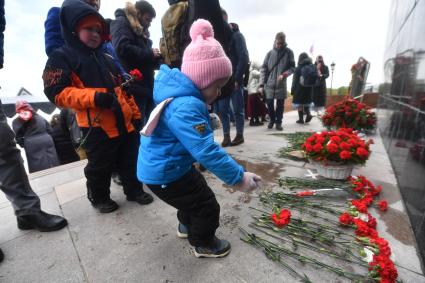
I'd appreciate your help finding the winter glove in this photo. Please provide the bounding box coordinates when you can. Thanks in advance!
[94,92,115,109]
[236,172,262,192]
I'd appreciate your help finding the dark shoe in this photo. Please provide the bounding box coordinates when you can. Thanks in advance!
[92,199,119,213]
[275,124,283,131]
[194,237,231,258]
[17,211,68,232]
[249,119,255,126]
[111,172,122,186]
[255,118,264,126]
[177,223,188,239]
[267,122,274,129]
[231,134,244,146]
[221,134,231,147]
[127,192,154,205]
[0,248,4,263]
[305,115,313,123]
[296,110,304,124]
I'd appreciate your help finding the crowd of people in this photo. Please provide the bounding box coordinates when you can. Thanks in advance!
[0,0,331,262]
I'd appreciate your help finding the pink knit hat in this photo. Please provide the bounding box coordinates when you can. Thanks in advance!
[181,19,232,90]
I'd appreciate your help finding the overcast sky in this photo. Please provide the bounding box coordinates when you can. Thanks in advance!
[0,0,390,98]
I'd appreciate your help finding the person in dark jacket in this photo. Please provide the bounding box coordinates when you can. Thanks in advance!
[43,0,153,213]
[0,0,67,263]
[50,112,80,165]
[291,52,315,124]
[110,1,161,125]
[259,32,295,131]
[313,55,329,114]
[217,21,249,147]
[12,100,60,173]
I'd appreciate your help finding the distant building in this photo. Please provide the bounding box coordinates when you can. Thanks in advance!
[1,87,56,117]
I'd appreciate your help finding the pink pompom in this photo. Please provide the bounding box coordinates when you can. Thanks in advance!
[189,19,214,41]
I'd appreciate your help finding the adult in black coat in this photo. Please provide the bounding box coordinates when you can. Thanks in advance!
[110,1,161,125]
[313,55,329,113]
[291,52,315,124]
[0,0,67,262]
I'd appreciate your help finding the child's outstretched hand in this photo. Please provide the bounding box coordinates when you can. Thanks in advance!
[237,172,262,192]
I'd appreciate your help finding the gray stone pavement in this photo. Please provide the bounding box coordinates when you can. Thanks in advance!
[0,111,424,282]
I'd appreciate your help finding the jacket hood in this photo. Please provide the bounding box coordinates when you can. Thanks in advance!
[114,2,144,36]
[299,56,312,66]
[60,0,106,49]
[153,65,202,104]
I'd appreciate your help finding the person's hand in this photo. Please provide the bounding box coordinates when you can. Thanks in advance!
[234,82,240,90]
[236,172,262,192]
[152,48,161,58]
[278,71,289,81]
[94,92,115,109]
[258,87,264,95]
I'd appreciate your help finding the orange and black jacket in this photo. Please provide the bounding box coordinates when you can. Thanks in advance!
[42,0,141,138]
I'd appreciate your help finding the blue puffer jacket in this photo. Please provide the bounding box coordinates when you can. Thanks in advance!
[137,65,244,185]
[44,7,65,57]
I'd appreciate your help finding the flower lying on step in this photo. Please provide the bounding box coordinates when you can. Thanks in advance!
[271,209,291,228]
[378,200,388,211]
[295,191,315,197]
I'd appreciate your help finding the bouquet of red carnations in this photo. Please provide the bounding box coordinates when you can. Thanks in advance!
[302,128,373,165]
[321,98,377,131]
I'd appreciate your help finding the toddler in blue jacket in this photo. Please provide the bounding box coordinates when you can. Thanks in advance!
[137,19,261,258]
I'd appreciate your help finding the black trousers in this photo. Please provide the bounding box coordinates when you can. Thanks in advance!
[83,129,143,203]
[147,168,220,247]
[0,121,41,216]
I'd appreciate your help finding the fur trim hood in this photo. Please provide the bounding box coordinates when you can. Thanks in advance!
[115,2,144,36]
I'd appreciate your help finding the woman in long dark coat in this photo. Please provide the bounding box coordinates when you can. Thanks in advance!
[291,52,315,124]
[313,55,329,114]
[12,100,59,173]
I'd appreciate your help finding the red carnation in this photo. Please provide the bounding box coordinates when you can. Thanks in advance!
[296,191,315,197]
[326,142,339,154]
[129,69,143,81]
[378,200,388,211]
[356,147,369,159]
[339,212,354,226]
[313,143,323,153]
[339,150,352,160]
[339,142,352,151]
[271,209,291,228]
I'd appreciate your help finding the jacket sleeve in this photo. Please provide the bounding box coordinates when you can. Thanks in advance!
[44,7,65,57]
[43,51,97,110]
[323,65,330,79]
[110,20,154,67]
[168,100,244,185]
[233,32,249,85]
[114,86,141,120]
[285,49,296,76]
[259,51,271,86]
[291,67,300,95]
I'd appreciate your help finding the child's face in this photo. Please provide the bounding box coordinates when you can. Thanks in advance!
[78,26,102,49]
[201,77,229,104]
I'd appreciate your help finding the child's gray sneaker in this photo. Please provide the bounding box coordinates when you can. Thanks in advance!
[194,237,231,258]
[177,223,188,239]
